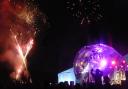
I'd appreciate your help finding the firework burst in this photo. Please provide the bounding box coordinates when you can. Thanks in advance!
[0,0,44,82]
[66,0,104,24]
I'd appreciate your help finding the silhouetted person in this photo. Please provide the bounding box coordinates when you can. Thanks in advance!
[104,76,110,85]
[103,75,111,89]
[125,71,128,88]
[91,69,103,85]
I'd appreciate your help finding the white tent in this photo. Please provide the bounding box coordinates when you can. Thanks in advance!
[58,68,76,85]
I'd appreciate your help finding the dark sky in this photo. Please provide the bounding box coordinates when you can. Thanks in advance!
[30,0,128,82]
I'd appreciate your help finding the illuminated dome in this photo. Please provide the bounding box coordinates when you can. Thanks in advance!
[74,44,126,84]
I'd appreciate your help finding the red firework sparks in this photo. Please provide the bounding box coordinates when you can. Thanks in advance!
[0,0,40,81]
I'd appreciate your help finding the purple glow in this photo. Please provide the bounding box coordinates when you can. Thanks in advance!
[100,59,107,67]
[81,63,90,74]
[74,44,124,84]
[95,46,103,53]
[111,60,116,65]
[121,65,123,68]
[123,60,126,64]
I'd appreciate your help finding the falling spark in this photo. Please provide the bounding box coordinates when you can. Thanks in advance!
[16,66,23,79]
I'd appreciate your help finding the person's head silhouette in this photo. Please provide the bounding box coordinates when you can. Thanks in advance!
[96,69,100,74]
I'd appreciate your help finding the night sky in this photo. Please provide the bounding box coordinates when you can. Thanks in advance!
[29,0,128,82]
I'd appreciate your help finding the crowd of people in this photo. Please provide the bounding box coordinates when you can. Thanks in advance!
[44,69,128,89]
[0,70,128,89]
[44,81,128,89]
[0,80,127,89]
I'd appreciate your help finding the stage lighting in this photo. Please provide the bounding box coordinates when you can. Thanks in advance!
[100,59,107,67]
[127,65,128,68]
[121,65,123,68]
[112,60,116,65]
[95,47,103,53]
[123,60,126,64]
[74,44,124,84]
